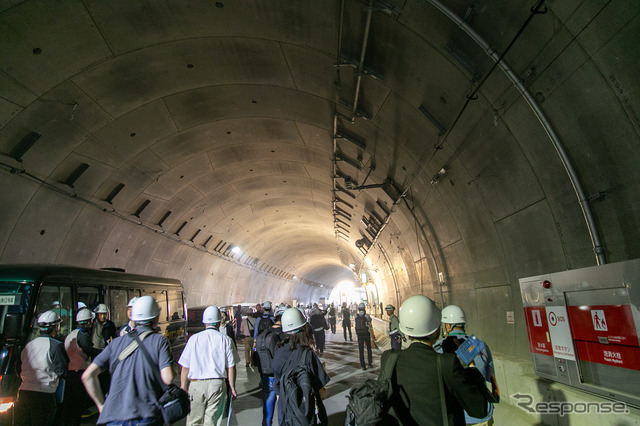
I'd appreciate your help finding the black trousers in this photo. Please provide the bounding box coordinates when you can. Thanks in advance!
[15,390,57,426]
[60,370,85,425]
[313,329,326,353]
[357,333,373,368]
[329,317,336,334]
[343,321,352,340]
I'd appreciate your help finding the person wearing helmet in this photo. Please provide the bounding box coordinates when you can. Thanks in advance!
[272,308,329,425]
[91,303,117,349]
[341,302,353,341]
[385,304,402,350]
[234,304,243,338]
[309,305,329,355]
[382,295,489,425]
[61,309,102,424]
[119,297,139,336]
[178,305,239,426]
[355,302,374,371]
[14,311,69,426]
[435,305,497,425]
[255,304,288,426]
[253,301,275,340]
[82,295,175,425]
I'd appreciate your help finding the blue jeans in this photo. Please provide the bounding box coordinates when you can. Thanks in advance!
[107,419,162,426]
[261,375,276,426]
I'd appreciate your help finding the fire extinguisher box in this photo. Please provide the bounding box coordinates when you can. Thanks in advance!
[519,259,640,408]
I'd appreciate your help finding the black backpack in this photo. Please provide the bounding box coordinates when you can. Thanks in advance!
[355,315,369,335]
[257,314,274,336]
[279,348,326,426]
[344,350,401,426]
[256,328,280,375]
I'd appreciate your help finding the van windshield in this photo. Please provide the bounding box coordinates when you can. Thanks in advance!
[0,282,34,342]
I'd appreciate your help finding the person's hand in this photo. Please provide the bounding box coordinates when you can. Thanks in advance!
[230,387,238,400]
[97,402,104,413]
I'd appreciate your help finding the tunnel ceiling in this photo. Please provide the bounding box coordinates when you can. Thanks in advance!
[0,0,639,306]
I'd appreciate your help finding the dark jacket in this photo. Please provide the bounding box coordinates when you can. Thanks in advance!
[382,342,488,425]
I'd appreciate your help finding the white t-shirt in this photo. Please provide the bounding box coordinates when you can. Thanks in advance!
[178,328,238,380]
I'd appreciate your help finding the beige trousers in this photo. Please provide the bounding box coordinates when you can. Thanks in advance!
[187,378,227,426]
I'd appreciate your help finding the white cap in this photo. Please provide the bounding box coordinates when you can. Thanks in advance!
[131,296,160,321]
[202,306,222,324]
[399,295,441,338]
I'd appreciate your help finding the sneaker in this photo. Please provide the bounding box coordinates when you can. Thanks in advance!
[368,364,373,369]
[361,367,366,371]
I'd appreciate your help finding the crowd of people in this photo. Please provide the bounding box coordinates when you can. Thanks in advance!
[15,294,496,426]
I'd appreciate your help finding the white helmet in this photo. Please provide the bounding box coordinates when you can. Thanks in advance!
[282,307,307,333]
[263,301,272,311]
[37,310,61,328]
[127,297,139,307]
[385,304,395,311]
[95,304,108,314]
[399,295,441,338]
[77,309,94,322]
[358,302,366,311]
[51,301,61,307]
[441,305,466,324]
[131,295,160,321]
[202,306,221,324]
[78,302,87,309]
[275,303,287,317]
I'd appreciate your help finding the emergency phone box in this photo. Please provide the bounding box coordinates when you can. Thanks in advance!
[519,259,640,408]
[455,335,485,366]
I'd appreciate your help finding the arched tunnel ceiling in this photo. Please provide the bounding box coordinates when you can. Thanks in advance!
[1,0,639,329]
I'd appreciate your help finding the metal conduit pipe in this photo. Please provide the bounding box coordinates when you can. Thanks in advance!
[351,0,375,119]
[424,0,606,265]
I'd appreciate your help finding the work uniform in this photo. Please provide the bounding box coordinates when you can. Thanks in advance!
[15,335,69,426]
[341,307,352,341]
[435,330,496,425]
[62,326,102,425]
[382,342,488,425]
[92,325,173,425]
[388,313,402,349]
[179,326,239,426]
[355,312,373,369]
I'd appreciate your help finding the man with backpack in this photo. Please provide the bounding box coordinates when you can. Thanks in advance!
[255,304,287,426]
[435,305,498,426]
[355,303,373,371]
[273,308,329,426]
[327,303,337,334]
[254,301,275,340]
[382,295,489,425]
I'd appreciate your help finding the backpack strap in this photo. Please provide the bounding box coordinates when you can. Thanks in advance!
[110,330,153,373]
[437,356,449,426]
[379,349,401,400]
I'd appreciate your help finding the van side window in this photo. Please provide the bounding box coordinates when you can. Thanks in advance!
[109,289,129,328]
[31,285,72,342]
[77,286,100,313]
[141,289,168,321]
[167,290,184,320]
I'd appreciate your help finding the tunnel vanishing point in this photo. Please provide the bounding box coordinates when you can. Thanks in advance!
[1,1,639,423]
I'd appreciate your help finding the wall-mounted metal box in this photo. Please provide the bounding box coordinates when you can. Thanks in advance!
[520,259,640,407]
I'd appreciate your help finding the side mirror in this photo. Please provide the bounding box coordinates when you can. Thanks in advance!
[3,313,24,339]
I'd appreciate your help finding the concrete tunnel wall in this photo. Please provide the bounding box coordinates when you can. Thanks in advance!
[1,1,640,423]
